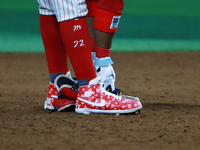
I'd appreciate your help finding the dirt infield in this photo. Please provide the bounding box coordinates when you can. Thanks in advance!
[0,52,200,150]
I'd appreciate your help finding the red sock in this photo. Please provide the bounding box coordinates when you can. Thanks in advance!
[96,46,111,58]
[90,37,96,52]
[59,17,96,82]
[86,0,99,17]
[40,15,68,74]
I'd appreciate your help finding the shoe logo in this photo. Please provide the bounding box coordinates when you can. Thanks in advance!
[108,73,114,79]
[77,97,106,107]
[47,98,54,106]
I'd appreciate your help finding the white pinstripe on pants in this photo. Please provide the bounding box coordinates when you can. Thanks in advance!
[37,0,88,22]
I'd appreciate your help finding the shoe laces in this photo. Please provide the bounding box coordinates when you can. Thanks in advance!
[99,83,122,100]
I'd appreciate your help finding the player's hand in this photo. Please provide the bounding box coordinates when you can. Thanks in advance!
[95,64,116,92]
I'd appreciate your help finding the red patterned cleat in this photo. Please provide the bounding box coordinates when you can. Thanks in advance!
[51,98,75,112]
[75,77,142,114]
[44,82,59,110]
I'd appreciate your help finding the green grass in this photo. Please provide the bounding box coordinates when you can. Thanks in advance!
[0,33,44,52]
[0,0,200,52]
[0,0,38,11]
[123,0,200,17]
[1,34,200,52]
[1,0,200,16]
[112,38,200,51]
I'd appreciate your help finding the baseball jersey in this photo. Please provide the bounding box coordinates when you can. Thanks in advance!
[37,0,88,22]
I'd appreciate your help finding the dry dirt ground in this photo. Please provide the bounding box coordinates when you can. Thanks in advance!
[0,52,200,150]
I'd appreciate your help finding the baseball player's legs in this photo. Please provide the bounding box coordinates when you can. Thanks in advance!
[94,0,124,35]
[94,0,124,48]
[40,15,76,110]
[37,0,142,114]
[85,0,98,53]
[85,0,99,67]
[40,15,68,80]
[38,0,95,82]
[85,0,124,58]
[59,17,96,82]
[56,12,140,114]
[90,0,124,92]
[38,0,74,83]
[38,0,90,110]
[94,8,121,49]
